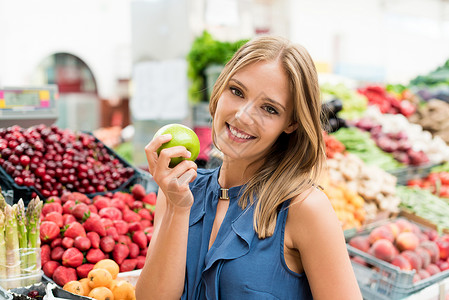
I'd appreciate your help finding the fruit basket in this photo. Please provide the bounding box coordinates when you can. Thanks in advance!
[345,217,449,299]
[0,125,141,205]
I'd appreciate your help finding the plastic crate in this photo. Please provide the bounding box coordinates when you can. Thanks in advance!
[346,218,449,299]
[0,131,139,205]
[387,163,437,186]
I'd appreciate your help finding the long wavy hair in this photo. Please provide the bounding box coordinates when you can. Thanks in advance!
[209,36,326,238]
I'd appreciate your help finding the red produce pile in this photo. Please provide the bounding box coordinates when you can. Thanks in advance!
[0,124,135,198]
[40,185,156,285]
[357,85,416,117]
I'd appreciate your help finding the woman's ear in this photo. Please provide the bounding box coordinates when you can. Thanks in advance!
[284,121,298,134]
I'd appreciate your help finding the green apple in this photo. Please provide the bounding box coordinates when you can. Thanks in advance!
[153,123,201,167]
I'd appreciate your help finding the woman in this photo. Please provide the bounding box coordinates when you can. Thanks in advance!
[136,36,362,299]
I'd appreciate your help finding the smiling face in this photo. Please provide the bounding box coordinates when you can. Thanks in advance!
[213,60,297,165]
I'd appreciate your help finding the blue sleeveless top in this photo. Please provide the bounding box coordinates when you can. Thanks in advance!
[182,167,313,300]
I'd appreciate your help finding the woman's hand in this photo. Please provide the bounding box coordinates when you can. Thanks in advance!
[145,134,197,208]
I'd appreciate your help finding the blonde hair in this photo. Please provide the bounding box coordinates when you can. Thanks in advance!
[209,36,325,238]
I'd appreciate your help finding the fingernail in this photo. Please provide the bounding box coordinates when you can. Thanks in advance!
[186,151,191,158]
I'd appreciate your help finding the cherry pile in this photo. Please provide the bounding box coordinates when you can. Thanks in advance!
[0,124,135,198]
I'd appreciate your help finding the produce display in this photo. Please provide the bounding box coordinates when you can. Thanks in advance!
[397,186,449,232]
[0,124,135,199]
[407,171,449,198]
[330,127,403,171]
[0,194,43,289]
[326,153,401,221]
[409,99,449,145]
[320,82,368,120]
[39,185,155,287]
[323,131,346,159]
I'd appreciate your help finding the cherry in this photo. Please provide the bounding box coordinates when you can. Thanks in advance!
[20,155,31,166]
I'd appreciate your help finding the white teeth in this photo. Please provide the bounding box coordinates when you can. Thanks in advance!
[229,125,252,139]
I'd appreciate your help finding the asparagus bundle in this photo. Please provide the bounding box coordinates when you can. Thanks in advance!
[0,194,43,289]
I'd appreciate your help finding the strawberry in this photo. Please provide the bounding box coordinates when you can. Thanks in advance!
[131,201,143,210]
[46,196,61,204]
[127,222,143,233]
[42,202,63,216]
[88,204,98,214]
[113,192,134,207]
[70,192,91,205]
[74,236,92,252]
[136,256,146,269]
[128,243,139,259]
[61,237,74,249]
[40,221,61,242]
[71,203,90,220]
[100,236,115,253]
[62,248,84,268]
[93,196,111,211]
[131,184,146,200]
[120,259,137,272]
[142,192,157,206]
[62,200,76,214]
[99,207,123,220]
[100,218,114,229]
[62,214,77,225]
[51,238,63,248]
[41,244,51,267]
[76,263,95,279]
[139,247,148,257]
[113,243,130,265]
[52,266,77,286]
[113,220,129,235]
[111,199,127,212]
[86,248,106,264]
[51,246,65,261]
[138,208,153,221]
[117,235,132,245]
[123,209,141,223]
[140,220,152,229]
[132,231,148,249]
[87,231,101,249]
[43,261,60,278]
[83,216,106,237]
[62,222,86,238]
[106,227,119,241]
[44,212,64,228]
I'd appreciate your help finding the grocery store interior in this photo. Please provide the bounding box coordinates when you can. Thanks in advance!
[1,0,449,299]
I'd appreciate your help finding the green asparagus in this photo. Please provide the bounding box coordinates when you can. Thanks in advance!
[26,197,43,273]
[5,204,20,288]
[0,210,6,280]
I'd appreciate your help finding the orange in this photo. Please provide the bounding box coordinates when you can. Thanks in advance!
[79,278,92,296]
[88,268,113,289]
[63,280,84,296]
[88,287,114,300]
[94,259,120,279]
[111,280,135,300]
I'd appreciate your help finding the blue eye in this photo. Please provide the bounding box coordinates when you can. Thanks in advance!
[230,87,244,98]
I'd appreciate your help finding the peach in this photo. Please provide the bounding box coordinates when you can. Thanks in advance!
[391,255,412,271]
[368,226,394,245]
[413,273,421,283]
[411,223,422,235]
[401,250,423,270]
[415,247,431,269]
[425,263,441,276]
[396,232,420,252]
[386,223,400,238]
[395,219,414,233]
[420,240,440,263]
[436,259,449,271]
[369,239,396,262]
[425,229,438,241]
[418,269,431,280]
[349,236,370,252]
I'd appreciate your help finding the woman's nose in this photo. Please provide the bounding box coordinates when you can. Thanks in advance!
[235,102,256,125]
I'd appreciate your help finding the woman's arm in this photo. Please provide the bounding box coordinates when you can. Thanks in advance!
[135,134,197,300]
[135,188,191,299]
[287,188,363,300]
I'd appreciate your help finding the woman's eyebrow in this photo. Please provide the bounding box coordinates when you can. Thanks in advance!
[229,79,247,91]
